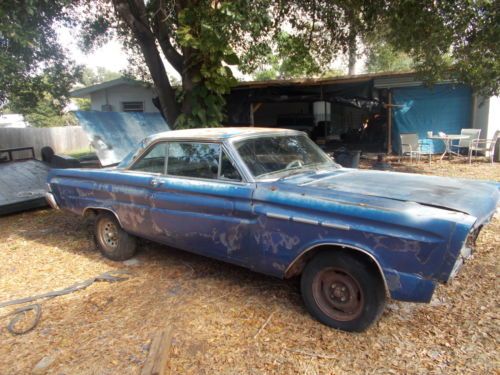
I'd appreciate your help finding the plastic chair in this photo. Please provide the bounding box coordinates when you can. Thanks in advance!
[450,128,481,154]
[469,130,500,164]
[399,133,431,164]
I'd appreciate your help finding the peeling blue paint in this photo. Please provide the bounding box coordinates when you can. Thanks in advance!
[47,129,499,304]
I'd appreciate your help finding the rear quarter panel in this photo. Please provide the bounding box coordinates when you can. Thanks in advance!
[48,168,153,236]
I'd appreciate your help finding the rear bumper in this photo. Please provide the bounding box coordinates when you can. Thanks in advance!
[45,192,59,210]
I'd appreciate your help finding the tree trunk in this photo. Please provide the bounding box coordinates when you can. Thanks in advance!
[348,31,357,75]
[112,0,180,127]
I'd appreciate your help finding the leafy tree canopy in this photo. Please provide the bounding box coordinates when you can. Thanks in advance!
[0,0,81,114]
[380,0,499,95]
[253,32,322,80]
[22,94,78,128]
[80,66,122,87]
[365,41,415,74]
[81,0,497,128]
[2,0,498,129]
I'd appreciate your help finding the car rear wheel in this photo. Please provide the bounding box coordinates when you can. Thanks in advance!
[94,212,136,261]
[301,252,386,332]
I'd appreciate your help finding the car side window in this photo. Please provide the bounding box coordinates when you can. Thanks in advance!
[220,150,242,181]
[167,142,220,180]
[130,142,167,174]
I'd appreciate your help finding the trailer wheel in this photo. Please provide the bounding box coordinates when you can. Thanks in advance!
[94,212,136,261]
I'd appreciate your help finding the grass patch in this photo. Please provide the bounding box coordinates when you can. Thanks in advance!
[67,148,97,160]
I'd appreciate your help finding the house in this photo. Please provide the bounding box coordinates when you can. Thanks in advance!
[71,78,160,113]
[0,114,29,128]
[70,72,499,156]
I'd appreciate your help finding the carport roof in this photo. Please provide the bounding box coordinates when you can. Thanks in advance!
[70,71,423,99]
[233,71,418,89]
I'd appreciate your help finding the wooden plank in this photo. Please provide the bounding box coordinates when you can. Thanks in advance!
[141,327,173,375]
[249,103,255,126]
[387,90,393,154]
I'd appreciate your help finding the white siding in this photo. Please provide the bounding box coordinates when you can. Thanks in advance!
[486,96,500,139]
[89,84,159,113]
[473,96,500,139]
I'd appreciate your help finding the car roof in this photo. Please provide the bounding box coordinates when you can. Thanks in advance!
[147,127,303,142]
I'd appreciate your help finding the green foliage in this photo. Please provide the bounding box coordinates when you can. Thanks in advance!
[382,0,499,96]
[321,69,345,78]
[83,0,274,128]
[79,0,499,128]
[171,0,272,128]
[253,33,321,80]
[0,0,81,113]
[365,42,414,73]
[174,2,239,128]
[23,95,78,128]
[80,67,121,87]
[74,97,91,111]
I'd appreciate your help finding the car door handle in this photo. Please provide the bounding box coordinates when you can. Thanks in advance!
[150,177,162,187]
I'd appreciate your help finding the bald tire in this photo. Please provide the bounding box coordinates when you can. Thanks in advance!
[94,212,136,261]
[300,252,386,332]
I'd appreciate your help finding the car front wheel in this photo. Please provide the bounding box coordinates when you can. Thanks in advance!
[94,212,136,261]
[301,252,386,332]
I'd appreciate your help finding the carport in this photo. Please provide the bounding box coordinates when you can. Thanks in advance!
[225,73,388,153]
[225,72,484,155]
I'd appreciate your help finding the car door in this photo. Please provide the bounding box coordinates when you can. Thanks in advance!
[116,141,169,239]
[149,141,256,266]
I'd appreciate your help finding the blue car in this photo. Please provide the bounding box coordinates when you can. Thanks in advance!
[46,128,499,331]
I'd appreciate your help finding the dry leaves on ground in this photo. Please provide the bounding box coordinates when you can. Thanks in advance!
[0,160,498,374]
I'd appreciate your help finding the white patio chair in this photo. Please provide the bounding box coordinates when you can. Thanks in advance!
[469,130,500,164]
[399,133,431,164]
[450,128,481,155]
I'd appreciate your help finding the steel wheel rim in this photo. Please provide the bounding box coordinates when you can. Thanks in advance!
[98,218,119,249]
[312,267,364,322]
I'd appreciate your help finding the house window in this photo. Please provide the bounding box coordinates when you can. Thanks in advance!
[122,101,144,112]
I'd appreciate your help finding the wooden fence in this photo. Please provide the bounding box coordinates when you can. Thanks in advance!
[0,126,91,160]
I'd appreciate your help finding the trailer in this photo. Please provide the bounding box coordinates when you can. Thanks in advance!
[0,147,49,216]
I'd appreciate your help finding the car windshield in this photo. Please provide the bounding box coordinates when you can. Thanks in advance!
[235,134,336,179]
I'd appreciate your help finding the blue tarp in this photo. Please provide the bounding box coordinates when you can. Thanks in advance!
[392,84,472,154]
[75,111,169,166]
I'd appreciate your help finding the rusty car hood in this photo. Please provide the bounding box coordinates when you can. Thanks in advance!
[280,168,499,222]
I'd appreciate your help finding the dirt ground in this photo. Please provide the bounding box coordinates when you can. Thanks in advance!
[0,160,498,374]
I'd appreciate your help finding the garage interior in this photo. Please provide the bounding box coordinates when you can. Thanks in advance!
[225,72,476,157]
[225,74,392,154]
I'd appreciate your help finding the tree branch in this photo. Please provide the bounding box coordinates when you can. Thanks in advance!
[112,0,180,126]
[151,2,184,74]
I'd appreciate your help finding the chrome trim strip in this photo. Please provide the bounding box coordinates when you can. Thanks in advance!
[321,222,351,230]
[45,192,59,210]
[293,217,319,225]
[266,212,291,221]
[284,242,389,295]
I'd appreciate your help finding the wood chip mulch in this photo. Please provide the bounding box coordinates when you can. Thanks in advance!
[0,160,498,374]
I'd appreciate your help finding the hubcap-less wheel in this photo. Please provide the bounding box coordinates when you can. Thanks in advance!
[98,218,119,249]
[312,267,364,321]
[94,212,137,261]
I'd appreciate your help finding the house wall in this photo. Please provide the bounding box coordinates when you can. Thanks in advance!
[473,96,500,139]
[486,96,500,139]
[90,84,159,112]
